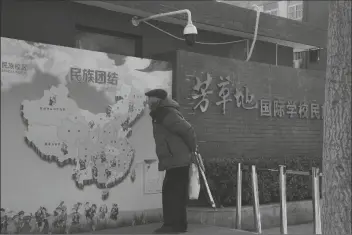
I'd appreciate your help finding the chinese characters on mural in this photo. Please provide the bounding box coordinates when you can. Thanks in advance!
[70,67,118,85]
[1,61,28,75]
[190,73,323,120]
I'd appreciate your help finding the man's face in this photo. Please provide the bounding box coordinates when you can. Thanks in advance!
[147,96,160,110]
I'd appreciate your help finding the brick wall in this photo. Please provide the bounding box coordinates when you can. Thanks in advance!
[174,51,325,161]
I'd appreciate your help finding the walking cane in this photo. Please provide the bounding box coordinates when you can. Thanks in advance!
[194,152,216,209]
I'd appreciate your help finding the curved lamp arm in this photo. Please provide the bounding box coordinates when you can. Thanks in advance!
[132,9,193,26]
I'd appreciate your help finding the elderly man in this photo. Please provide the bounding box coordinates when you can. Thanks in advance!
[145,88,197,234]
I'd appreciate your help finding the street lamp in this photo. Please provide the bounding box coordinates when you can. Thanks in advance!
[132,9,198,46]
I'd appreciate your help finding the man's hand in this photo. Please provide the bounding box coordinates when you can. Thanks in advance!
[191,151,205,173]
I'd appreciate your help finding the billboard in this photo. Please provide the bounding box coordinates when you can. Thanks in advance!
[1,37,172,233]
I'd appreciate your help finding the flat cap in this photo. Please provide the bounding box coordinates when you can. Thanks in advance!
[145,89,168,100]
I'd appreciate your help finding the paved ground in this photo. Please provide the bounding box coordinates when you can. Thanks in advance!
[79,222,315,234]
[84,223,256,234]
[262,223,314,234]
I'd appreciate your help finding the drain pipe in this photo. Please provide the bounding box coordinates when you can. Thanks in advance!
[246,5,262,62]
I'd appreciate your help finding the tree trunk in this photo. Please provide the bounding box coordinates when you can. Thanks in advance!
[322,1,351,235]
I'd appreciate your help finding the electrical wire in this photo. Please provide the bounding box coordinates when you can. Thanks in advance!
[141,8,324,60]
[141,6,262,59]
[246,5,262,61]
[143,21,248,45]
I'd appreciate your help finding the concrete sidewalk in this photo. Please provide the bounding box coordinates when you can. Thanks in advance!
[81,222,315,234]
[85,223,256,234]
[262,223,314,234]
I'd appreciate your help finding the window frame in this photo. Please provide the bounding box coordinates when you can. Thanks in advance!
[75,25,143,58]
[265,9,279,16]
[287,3,303,20]
[294,51,304,60]
[263,2,279,16]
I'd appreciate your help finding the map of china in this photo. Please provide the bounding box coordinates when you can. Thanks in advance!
[21,84,146,191]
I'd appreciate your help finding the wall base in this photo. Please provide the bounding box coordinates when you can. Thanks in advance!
[187,200,316,231]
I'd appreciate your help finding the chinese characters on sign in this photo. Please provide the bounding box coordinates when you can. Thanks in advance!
[259,100,322,119]
[70,67,118,85]
[260,99,323,119]
[1,61,28,75]
[260,99,272,117]
[215,76,232,114]
[273,100,285,118]
[234,86,258,110]
[190,73,213,113]
[188,73,323,120]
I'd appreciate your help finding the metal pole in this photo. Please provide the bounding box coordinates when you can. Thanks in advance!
[196,153,216,209]
[275,43,278,66]
[312,167,322,234]
[251,165,262,234]
[279,165,288,234]
[236,163,242,229]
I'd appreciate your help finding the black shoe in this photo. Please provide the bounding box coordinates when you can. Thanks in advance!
[153,226,184,234]
[172,227,187,233]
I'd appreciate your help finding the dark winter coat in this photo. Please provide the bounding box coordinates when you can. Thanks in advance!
[150,98,197,171]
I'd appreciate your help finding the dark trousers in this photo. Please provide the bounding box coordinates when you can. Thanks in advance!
[162,166,189,230]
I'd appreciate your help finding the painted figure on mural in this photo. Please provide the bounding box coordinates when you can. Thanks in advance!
[34,207,49,233]
[88,120,95,129]
[49,95,56,106]
[100,151,107,163]
[92,166,98,179]
[2,210,17,234]
[145,89,198,234]
[79,159,86,170]
[130,168,136,183]
[1,208,10,234]
[12,211,25,233]
[12,211,33,233]
[84,202,97,231]
[109,204,119,221]
[106,105,112,118]
[110,159,117,167]
[102,189,110,201]
[61,142,68,155]
[105,169,112,178]
[71,203,82,225]
[19,214,33,233]
[98,205,108,221]
[52,201,67,231]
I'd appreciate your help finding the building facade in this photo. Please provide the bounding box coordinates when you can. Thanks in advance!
[1,1,327,70]
[218,1,329,70]
[1,0,327,231]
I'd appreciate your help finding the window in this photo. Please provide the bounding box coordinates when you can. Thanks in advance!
[75,25,142,57]
[266,9,278,16]
[293,51,307,69]
[263,2,279,16]
[309,49,320,63]
[294,51,304,60]
[288,2,303,20]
